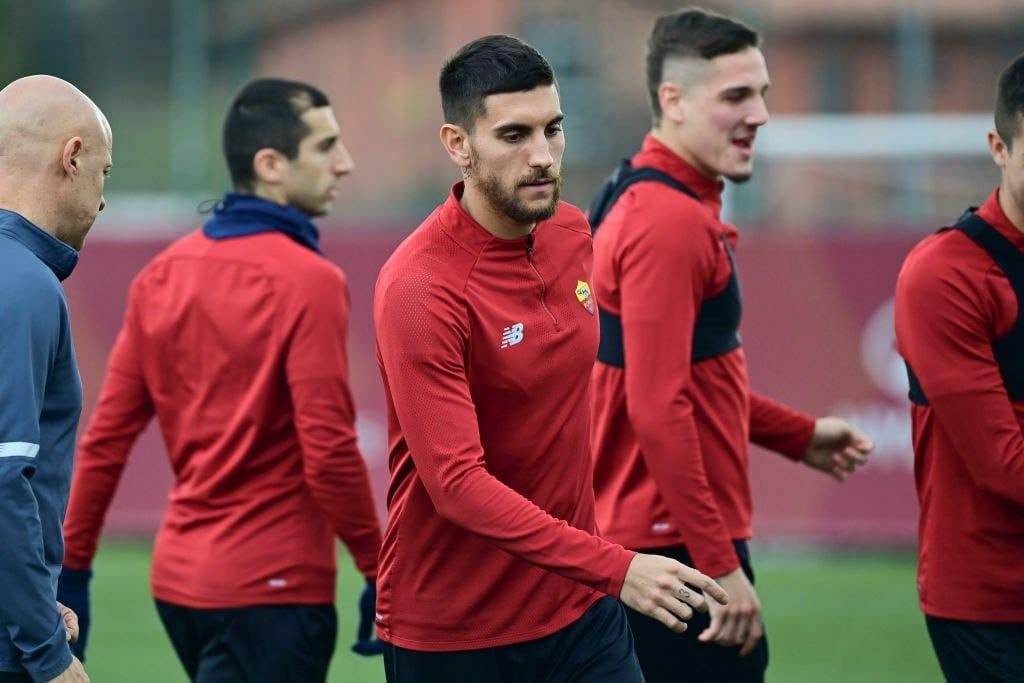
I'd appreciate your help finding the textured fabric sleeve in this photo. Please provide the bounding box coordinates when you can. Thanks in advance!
[64,281,155,570]
[284,265,382,580]
[895,253,1024,506]
[748,391,816,462]
[376,265,636,597]
[618,197,739,578]
[0,279,73,681]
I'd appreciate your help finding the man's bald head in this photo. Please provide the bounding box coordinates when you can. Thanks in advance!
[0,75,112,250]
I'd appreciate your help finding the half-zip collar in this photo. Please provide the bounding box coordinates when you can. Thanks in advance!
[438,182,543,256]
[0,209,79,281]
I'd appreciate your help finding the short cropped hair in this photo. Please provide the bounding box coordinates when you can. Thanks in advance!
[646,7,760,122]
[996,53,1024,149]
[440,34,555,131]
[222,78,329,191]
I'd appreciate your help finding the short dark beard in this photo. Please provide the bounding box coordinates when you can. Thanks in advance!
[475,167,561,224]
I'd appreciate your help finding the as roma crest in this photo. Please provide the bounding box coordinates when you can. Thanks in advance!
[575,280,595,315]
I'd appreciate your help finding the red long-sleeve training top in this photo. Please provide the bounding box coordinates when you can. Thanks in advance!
[63,230,382,608]
[895,188,1024,622]
[373,184,636,651]
[590,135,815,578]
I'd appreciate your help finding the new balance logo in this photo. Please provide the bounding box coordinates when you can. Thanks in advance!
[501,323,525,348]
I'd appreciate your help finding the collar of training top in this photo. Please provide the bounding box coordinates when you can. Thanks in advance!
[0,208,79,281]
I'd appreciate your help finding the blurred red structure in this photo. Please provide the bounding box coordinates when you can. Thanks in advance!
[67,228,920,545]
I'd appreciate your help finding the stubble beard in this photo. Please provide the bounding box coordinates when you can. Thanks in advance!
[472,165,562,225]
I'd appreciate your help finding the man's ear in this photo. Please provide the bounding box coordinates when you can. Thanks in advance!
[61,137,84,178]
[658,82,687,126]
[440,124,472,171]
[252,147,288,186]
[989,129,1016,171]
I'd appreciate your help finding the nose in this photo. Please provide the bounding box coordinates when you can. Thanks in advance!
[333,142,355,177]
[747,96,769,127]
[98,196,106,212]
[528,138,554,171]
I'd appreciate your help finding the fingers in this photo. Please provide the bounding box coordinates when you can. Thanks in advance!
[847,424,874,452]
[715,609,740,644]
[670,582,705,614]
[663,589,694,622]
[739,618,764,657]
[677,567,729,607]
[697,608,724,642]
[830,446,869,482]
[843,448,868,464]
[649,606,687,634]
[58,603,79,643]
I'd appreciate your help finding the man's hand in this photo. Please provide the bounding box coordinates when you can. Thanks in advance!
[350,578,383,656]
[802,417,872,481]
[57,602,78,643]
[619,554,729,634]
[698,567,762,656]
[56,567,92,660]
[46,656,89,682]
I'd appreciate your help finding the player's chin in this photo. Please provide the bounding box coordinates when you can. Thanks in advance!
[724,161,755,184]
[305,199,333,218]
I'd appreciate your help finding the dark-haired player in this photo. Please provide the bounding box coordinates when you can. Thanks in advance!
[588,8,872,682]
[58,78,382,682]
[897,52,1024,682]
[373,34,728,683]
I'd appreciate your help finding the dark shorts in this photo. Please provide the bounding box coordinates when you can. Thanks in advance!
[625,541,768,683]
[382,595,644,683]
[926,615,1024,683]
[155,600,336,683]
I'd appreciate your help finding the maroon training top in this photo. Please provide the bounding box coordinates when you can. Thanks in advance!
[64,230,382,607]
[373,184,635,651]
[590,135,815,578]
[896,188,1024,622]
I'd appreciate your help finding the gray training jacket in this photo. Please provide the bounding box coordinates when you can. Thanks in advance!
[0,209,82,682]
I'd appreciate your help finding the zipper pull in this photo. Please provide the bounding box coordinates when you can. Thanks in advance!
[526,233,534,259]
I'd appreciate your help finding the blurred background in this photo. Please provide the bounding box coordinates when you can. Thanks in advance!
[6,0,1020,680]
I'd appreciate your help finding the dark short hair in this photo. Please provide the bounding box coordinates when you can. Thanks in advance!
[440,34,555,131]
[647,7,760,122]
[222,78,330,191]
[996,53,1024,150]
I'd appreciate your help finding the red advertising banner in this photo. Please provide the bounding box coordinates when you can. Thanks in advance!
[65,230,920,544]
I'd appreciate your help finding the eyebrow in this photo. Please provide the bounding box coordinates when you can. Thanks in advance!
[492,114,565,136]
[721,83,771,97]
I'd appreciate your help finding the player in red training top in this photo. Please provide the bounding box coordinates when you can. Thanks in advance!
[373,34,728,683]
[56,79,383,682]
[896,53,1024,682]
[588,9,873,683]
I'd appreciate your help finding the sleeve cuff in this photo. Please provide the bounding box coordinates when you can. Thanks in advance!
[781,413,817,462]
[22,622,72,683]
[604,549,637,599]
[691,544,741,579]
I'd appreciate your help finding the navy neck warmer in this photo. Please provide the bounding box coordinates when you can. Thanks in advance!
[202,193,322,254]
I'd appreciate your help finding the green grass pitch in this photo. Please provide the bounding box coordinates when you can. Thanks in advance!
[80,542,941,682]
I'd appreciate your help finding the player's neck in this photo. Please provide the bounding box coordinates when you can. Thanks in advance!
[0,187,61,239]
[459,182,535,239]
[651,125,720,182]
[249,184,289,208]
[998,183,1024,235]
